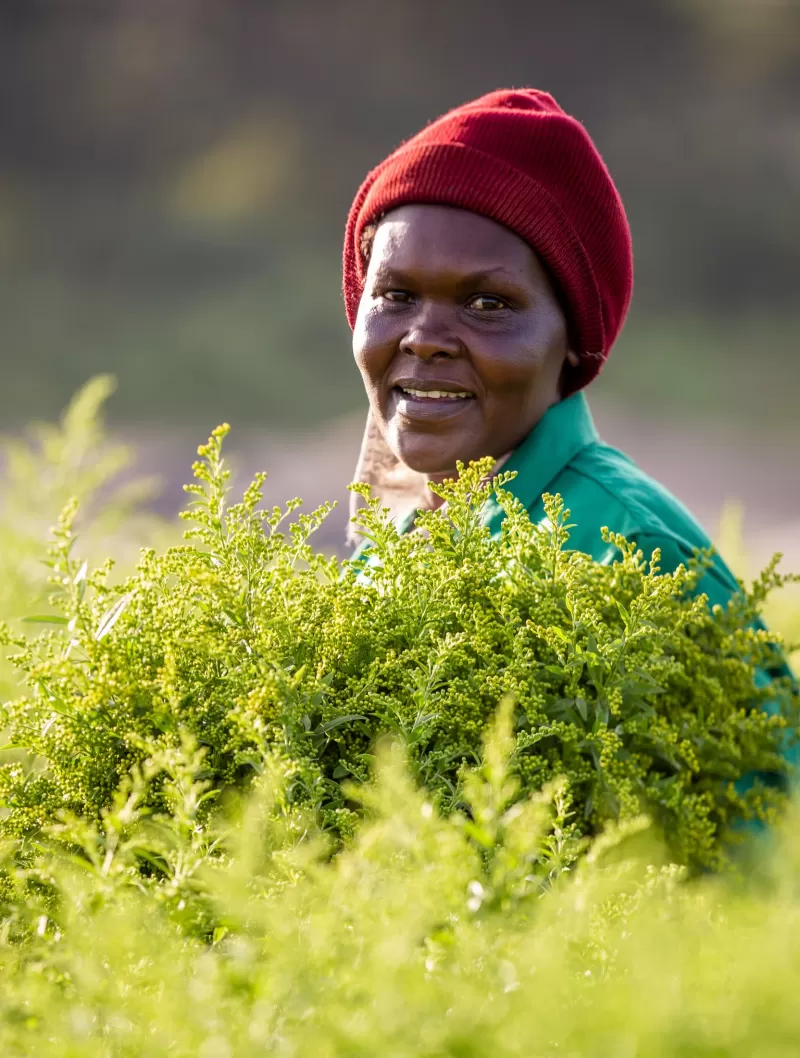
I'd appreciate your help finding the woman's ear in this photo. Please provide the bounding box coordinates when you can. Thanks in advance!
[558,349,582,399]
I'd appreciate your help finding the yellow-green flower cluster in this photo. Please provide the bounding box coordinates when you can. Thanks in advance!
[0,428,796,874]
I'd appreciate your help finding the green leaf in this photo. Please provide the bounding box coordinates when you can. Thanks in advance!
[95,592,134,640]
[317,715,369,735]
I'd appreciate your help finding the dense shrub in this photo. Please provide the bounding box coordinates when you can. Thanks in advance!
[1,425,796,874]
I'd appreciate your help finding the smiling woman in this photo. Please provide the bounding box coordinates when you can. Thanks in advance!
[339,86,797,799]
[341,91,727,596]
[343,89,636,532]
[340,90,764,608]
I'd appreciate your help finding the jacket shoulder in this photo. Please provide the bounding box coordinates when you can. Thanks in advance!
[557,442,740,599]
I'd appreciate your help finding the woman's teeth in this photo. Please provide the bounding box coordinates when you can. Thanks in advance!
[399,387,473,400]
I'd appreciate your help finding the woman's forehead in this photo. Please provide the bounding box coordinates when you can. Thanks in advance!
[371,204,540,277]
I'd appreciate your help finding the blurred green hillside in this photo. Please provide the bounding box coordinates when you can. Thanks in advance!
[0,0,798,434]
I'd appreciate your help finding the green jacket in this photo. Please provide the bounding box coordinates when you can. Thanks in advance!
[395,392,739,601]
[480,391,742,605]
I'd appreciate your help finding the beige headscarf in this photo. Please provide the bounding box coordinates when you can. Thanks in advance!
[348,408,430,540]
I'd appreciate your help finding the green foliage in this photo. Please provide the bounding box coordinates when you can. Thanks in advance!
[716,501,800,673]
[0,376,165,698]
[0,425,796,876]
[2,711,800,1057]
[1,399,800,1056]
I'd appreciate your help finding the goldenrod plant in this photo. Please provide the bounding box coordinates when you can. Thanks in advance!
[1,396,800,1056]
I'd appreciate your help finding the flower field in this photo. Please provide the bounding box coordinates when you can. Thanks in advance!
[1,381,799,1057]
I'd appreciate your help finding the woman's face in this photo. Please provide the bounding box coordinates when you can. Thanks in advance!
[353,204,577,479]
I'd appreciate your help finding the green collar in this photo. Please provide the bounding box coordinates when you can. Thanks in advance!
[483,390,599,530]
[396,391,599,535]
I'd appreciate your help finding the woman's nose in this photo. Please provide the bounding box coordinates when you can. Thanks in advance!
[399,305,462,360]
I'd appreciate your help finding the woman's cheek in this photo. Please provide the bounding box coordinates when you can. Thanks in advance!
[353,312,396,389]
[352,297,372,362]
[474,344,548,391]
[355,305,398,367]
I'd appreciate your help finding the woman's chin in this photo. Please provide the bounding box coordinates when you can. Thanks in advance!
[389,431,471,478]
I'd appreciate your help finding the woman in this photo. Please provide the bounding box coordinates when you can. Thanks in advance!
[340,87,797,808]
[342,87,739,607]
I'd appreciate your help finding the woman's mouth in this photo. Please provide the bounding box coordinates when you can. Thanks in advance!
[390,384,476,422]
[397,386,474,401]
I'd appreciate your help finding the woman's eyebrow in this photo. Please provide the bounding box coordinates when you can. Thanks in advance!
[370,264,416,285]
[455,267,522,288]
[371,264,524,288]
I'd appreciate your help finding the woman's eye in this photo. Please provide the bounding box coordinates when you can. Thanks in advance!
[467,294,507,312]
[383,290,412,303]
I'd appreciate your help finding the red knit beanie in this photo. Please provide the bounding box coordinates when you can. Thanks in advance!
[342,88,633,393]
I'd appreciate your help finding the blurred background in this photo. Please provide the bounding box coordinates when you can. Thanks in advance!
[0,0,798,557]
